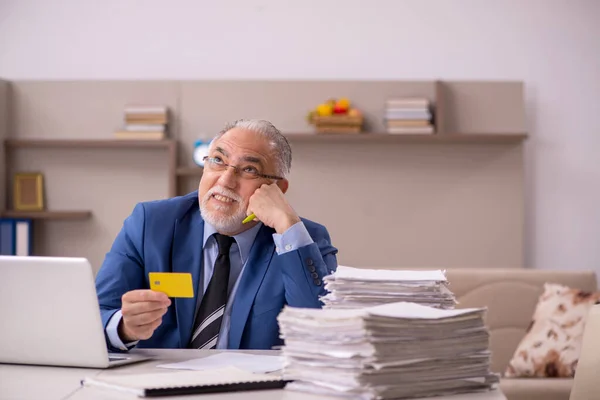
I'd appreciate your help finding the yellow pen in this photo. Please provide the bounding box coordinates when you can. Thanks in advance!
[242,213,256,224]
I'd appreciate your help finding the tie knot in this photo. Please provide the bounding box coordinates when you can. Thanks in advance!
[214,233,235,256]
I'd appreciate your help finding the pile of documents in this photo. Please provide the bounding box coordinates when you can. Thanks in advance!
[320,266,456,310]
[278,302,499,399]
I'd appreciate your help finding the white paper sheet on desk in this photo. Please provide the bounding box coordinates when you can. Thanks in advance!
[333,265,447,282]
[156,352,285,373]
[367,301,484,319]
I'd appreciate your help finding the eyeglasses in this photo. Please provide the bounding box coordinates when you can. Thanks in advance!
[202,156,284,180]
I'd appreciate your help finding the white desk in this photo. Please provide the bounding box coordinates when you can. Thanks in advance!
[0,349,507,400]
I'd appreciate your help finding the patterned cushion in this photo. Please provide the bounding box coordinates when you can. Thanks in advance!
[505,283,600,378]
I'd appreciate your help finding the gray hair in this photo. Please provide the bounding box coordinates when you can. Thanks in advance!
[210,119,292,177]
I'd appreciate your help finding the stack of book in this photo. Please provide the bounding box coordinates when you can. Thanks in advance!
[114,105,169,140]
[384,98,434,134]
[278,302,499,399]
[320,265,456,310]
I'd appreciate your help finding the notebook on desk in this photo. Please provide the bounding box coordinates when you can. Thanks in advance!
[81,366,288,397]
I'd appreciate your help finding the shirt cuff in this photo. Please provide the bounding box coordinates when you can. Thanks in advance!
[106,309,139,351]
[273,221,314,254]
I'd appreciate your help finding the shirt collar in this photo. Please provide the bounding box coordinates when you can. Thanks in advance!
[203,220,263,264]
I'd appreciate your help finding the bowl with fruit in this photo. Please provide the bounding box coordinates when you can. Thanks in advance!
[306,97,363,134]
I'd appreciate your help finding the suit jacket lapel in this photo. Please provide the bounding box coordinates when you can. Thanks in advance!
[171,200,204,348]
[228,224,275,349]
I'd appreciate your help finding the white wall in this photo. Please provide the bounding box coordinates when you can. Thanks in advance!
[1,0,599,276]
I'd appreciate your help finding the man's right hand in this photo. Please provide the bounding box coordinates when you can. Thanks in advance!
[119,290,171,342]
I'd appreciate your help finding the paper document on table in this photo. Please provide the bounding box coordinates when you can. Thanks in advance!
[367,302,483,319]
[320,265,456,310]
[334,266,447,282]
[157,352,284,373]
[277,301,499,399]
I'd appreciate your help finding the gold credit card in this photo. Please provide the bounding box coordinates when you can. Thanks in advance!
[149,272,194,298]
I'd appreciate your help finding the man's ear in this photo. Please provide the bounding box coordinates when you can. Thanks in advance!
[276,178,289,194]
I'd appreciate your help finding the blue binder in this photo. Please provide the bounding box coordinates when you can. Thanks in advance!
[0,218,33,256]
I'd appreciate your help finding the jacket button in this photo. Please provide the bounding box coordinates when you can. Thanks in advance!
[313,278,322,286]
[311,271,319,279]
[306,258,314,266]
[308,264,316,272]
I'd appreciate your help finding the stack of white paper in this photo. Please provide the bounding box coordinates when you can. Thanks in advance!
[278,302,499,399]
[320,266,456,310]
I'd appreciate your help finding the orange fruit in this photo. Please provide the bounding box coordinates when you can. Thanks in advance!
[336,97,351,109]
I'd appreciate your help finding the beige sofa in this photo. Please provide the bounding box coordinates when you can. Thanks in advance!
[444,268,597,400]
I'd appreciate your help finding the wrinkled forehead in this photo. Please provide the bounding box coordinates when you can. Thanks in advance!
[212,129,276,167]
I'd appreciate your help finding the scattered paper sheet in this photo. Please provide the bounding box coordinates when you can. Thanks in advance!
[157,352,284,374]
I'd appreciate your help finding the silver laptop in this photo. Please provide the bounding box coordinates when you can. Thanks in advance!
[0,255,151,368]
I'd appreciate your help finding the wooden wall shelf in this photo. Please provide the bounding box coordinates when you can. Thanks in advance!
[176,167,204,176]
[0,79,529,267]
[4,139,175,149]
[0,210,92,220]
[284,133,528,144]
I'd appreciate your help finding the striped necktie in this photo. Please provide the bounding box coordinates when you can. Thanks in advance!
[189,233,235,349]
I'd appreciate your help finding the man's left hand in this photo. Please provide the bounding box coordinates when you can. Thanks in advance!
[247,183,300,234]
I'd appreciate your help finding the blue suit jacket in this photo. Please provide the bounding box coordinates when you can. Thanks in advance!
[95,191,338,351]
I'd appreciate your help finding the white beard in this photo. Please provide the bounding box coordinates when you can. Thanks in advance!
[199,186,246,234]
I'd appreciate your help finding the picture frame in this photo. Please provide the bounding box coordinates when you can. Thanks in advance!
[13,173,45,211]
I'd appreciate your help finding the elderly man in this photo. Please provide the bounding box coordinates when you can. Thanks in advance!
[95,119,338,351]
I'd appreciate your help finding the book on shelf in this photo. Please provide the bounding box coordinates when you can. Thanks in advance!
[385,109,432,120]
[384,97,434,134]
[386,120,432,127]
[385,97,430,108]
[387,126,434,134]
[124,105,168,122]
[125,116,168,125]
[123,124,165,132]
[115,104,169,140]
[124,105,168,114]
